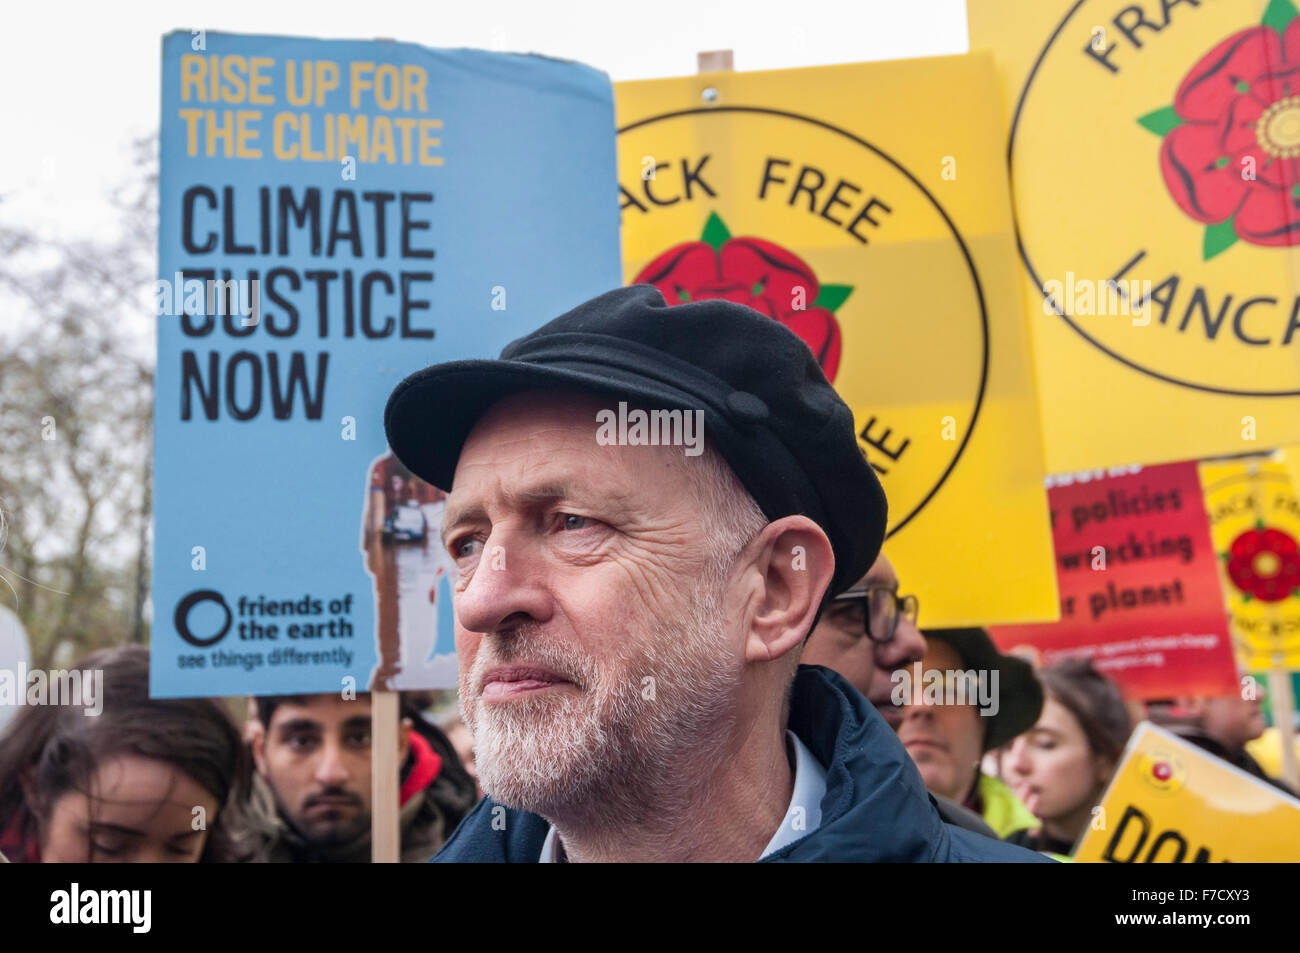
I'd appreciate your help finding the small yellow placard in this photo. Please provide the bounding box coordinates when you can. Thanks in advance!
[1075,722,1300,862]
[1200,456,1300,670]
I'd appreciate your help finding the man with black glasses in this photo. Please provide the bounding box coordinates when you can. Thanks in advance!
[804,554,1001,840]
[804,552,923,731]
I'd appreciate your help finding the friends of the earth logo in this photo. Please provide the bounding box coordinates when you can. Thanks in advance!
[617,107,989,539]
[1008,0,1300,396]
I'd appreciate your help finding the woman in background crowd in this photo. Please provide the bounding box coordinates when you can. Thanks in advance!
[1000,658,1131,859]
[0,645,245,862]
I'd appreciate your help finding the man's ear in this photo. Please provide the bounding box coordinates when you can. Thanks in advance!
[251,723,269,779]
[399,717,413,761]
[739,515,835,665]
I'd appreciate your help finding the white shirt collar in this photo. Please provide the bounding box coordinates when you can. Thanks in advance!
[539,729,827,862]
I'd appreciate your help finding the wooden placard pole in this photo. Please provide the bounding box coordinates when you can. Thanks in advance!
[697,49,733,73]
[371,689,401,863]
[1267,668,1300,792]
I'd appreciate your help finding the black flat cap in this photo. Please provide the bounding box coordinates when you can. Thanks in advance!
[923,627,1045,751]
[384,284,887,596]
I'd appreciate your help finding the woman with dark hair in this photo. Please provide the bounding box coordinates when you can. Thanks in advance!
[0,645,245,862]
[1001,658,1132,859]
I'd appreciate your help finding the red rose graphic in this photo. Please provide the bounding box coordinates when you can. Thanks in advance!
[1141,7,1300,257]
[633,213,851,381]
[1224,524,1300,602]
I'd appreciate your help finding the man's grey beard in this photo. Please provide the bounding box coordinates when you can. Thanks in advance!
[460,576,741,831]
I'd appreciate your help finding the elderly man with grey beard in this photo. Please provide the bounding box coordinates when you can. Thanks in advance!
[383,284,1049,863]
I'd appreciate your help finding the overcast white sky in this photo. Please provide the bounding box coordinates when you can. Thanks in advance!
[0,0,970,242]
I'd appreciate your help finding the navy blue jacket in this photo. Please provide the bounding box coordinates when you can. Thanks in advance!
[432,665,1054,862]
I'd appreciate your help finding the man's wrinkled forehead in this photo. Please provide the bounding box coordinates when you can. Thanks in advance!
[456,389,610,469]
[443,390,673,532]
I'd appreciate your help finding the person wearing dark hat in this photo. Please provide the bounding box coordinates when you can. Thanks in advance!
[385,284,1048,862]
[897,627,1044,840]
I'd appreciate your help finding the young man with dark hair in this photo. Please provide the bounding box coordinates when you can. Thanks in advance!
[239,693,476,862]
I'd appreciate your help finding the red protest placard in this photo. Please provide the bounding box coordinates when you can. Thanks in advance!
[989,462,1238,700]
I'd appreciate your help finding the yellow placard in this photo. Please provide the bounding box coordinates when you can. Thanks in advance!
[1075,722,1300,862]
[615,55,1057,625]
[969,0,1300,473]
[1200,456,1300,670]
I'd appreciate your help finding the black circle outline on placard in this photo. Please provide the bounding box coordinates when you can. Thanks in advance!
[618,106,990,539]
[174,589,233,648]
[1008,0,1300,397]
[1201,467,1292,496]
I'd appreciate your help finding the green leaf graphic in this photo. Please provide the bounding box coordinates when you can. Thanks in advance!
[813,284,854,312]
[1203,219,1239,260]
[1137,105,1182,136]
[701,211,730,251]
[1263,0,1299,35]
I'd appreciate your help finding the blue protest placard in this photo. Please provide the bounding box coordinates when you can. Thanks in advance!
[152,31,621,698]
